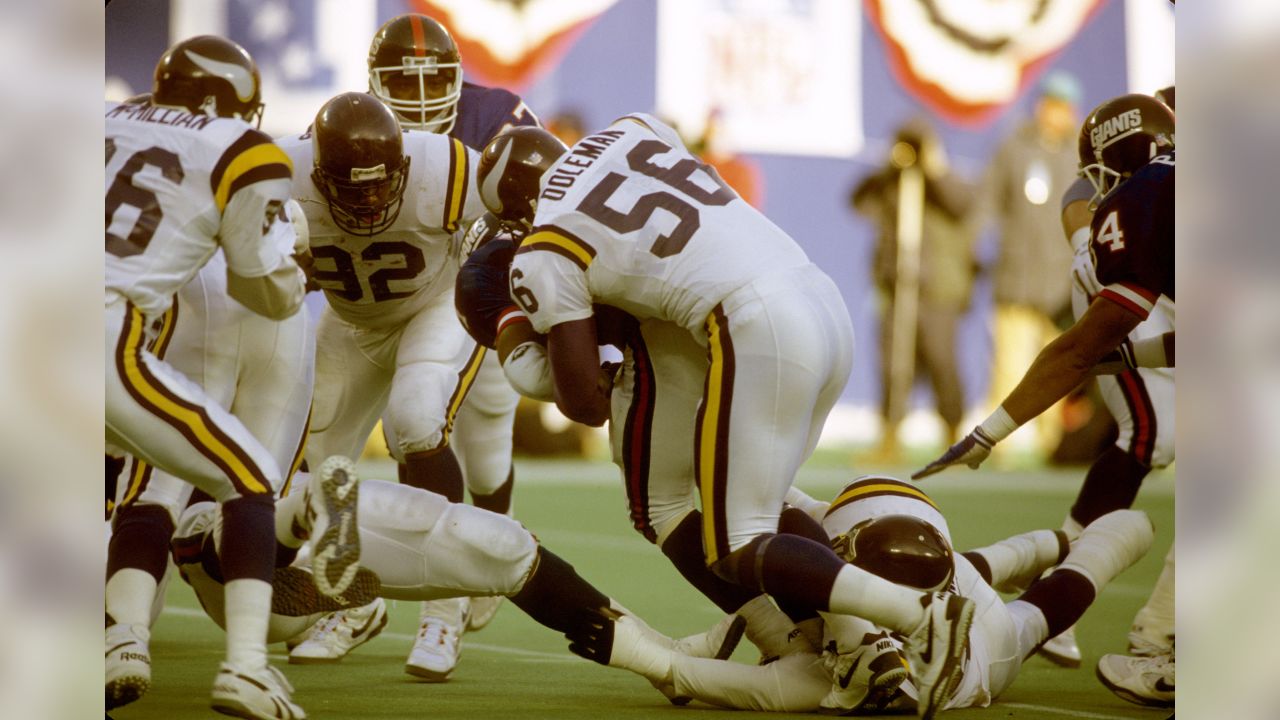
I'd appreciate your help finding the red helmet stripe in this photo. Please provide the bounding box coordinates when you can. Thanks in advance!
[410,14,427,57]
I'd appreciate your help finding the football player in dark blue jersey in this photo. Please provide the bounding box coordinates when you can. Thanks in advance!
[915,93,1175,480]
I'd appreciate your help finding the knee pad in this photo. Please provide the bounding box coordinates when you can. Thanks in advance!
[710,534,773,588]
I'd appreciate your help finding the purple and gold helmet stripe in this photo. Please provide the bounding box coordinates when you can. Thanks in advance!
[825,477,940,519]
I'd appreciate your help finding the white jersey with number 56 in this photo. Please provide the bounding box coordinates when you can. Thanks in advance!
[509,113,810,336]
[277,130,482,329]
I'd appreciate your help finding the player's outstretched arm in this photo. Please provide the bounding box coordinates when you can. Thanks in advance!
[914,297,1142,479]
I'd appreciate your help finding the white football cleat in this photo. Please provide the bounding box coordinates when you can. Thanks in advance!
[405,597,468,681]
[1096,652,1174,708]
[309,456,362,599]
[466,595,504,632]
[210,662,306,719]
[289,597,389,665]
[819,631,911,716]
[1037,624,1082,668]
[1127,624,1174,657]
[903,592,974,720]
[106,623,151,710]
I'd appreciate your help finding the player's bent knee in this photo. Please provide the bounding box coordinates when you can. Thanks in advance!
[709,534,773,588]
[435,503,539,595]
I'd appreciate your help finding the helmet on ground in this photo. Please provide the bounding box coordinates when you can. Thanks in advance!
[831,514,954,592]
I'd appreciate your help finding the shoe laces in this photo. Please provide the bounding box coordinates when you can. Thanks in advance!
[417,617,456,648]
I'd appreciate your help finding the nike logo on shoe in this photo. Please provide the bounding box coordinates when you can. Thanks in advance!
[839,654,862,689]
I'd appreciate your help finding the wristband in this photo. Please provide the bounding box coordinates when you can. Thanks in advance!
[977,405,1019,444]
[496,306,529,337]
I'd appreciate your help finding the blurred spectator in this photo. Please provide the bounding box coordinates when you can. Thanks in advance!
[851,118,976,461]
[546,109,586,146]
[979,70,1082,460]
[686,109,764,208]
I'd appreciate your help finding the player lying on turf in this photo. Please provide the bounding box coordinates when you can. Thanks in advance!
[563,476,1153,715]
[170,457,747,677]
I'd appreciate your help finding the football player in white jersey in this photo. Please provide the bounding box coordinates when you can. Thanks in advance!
[476,117,972,719]
[290,15,542,676]
[576,476,1153,715]
[105,36,320,719]
[457,235,862,675]
[276,92,492,678]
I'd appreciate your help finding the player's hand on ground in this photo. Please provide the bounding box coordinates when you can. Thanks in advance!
[911,428,996,480]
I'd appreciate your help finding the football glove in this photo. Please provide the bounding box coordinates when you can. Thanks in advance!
[454,237,518,348]
[911,427,997,480]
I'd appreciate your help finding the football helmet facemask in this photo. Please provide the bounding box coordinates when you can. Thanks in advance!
[367,14,463,134]
[831,514,955,593]
[1078,93,1175,207]
[311,92,411,237]
[477,127,568,233]
[152,35,264,127]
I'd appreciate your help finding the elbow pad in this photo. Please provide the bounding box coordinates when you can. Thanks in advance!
[502,341,554,402]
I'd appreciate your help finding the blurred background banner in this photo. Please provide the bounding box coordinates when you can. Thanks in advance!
[656,0,862,157]
[405,0,621,89]
[864,0,1105,125]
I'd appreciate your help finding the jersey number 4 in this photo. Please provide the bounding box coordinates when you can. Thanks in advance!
[105,137,185,257]
[577,139,737,257]
[1096,210,1125,252]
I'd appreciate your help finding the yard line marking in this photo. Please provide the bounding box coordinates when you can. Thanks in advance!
[1002,702,1138,719]
[383,631,579,663]
[160,607,582,663]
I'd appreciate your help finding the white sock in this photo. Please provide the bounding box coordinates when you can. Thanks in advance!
[735,595,804,658]
[106,568,158,627]
[1006,599,1052,659]
[818,611,879,652]
[1059,510,1154,590]
[970,529,1066,590]
[828,564,925,634]
[1132,545,1175,636]
[224,578,272,672]
[1060,515,1084,542]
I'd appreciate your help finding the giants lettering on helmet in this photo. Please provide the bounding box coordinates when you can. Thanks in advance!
[1091,109,1143,152]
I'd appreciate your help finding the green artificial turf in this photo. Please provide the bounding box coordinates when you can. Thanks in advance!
[110,455,1173,720]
